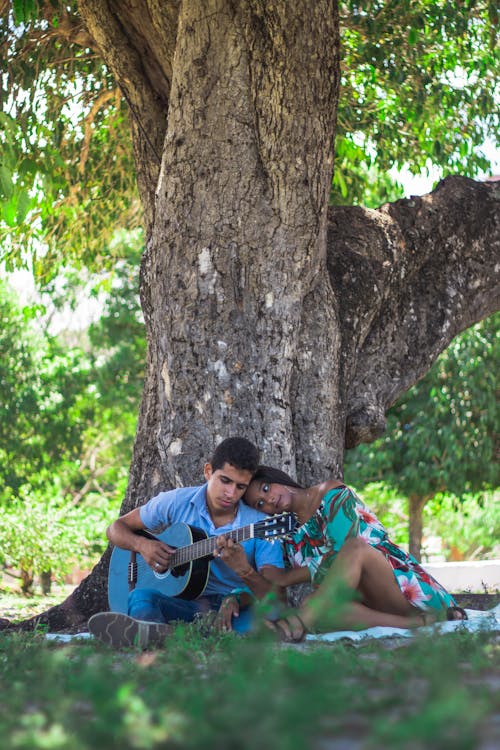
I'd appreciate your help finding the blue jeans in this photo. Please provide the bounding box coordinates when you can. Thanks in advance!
[127,588,253,633]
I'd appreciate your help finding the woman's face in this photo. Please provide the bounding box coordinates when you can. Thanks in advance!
[245,480,293,514]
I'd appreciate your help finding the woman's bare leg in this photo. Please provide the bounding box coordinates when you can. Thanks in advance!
[271,539,463,638]
[299,538,419,632]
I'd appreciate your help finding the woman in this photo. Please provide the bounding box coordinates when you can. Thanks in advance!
[244,466,466,642]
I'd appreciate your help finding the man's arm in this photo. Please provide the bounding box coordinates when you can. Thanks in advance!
[107,508,175,572]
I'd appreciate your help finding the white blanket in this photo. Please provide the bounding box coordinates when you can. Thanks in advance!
[305,603,500,643]
[45,604,500,644]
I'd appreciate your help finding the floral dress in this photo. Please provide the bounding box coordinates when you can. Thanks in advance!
[284,485,457,612]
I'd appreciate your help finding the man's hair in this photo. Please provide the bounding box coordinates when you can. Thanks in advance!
[211,437,260,473]
[250,465,303,489]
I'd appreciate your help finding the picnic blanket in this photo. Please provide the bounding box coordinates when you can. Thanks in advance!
[305,603,500,643]
[45,603,500,644]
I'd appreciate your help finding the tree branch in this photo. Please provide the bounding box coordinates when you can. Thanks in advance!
[327,176,500,447]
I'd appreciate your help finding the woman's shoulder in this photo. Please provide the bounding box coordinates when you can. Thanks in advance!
[315,479,346,497]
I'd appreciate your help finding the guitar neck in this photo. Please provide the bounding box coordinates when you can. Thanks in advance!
[171,524,256,567]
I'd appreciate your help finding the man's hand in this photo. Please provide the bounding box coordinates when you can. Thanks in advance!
[215,595,240,632]
[138,537,176,573]
[215,535,254,577]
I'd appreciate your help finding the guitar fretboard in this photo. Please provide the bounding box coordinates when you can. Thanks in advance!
[171,524,255,566]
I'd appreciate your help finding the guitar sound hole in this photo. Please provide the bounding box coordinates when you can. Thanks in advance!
[171,563,189,578]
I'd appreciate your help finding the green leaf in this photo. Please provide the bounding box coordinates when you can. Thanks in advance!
[0,165,14,199]
[408,27,418,45]
[16,189,32,223]
[2,198,17,227]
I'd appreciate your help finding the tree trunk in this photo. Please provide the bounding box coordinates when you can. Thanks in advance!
[10,0,500,631]
[40,571,52,596]
[408,495,428,562]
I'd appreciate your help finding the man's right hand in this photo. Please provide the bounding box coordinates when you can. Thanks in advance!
[107,507,176,573]
[138,537,176,573]
[215,595,240,632]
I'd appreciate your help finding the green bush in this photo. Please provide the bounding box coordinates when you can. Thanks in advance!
[0,485,117,592]
[348,483,500,562]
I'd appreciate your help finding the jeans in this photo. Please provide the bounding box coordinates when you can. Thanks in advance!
[127,588,253,633]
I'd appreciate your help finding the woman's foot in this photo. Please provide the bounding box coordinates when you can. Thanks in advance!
[266,613,308,643]
[418,606,468,627]
[446,606,468,621]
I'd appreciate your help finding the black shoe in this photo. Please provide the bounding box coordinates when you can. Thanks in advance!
[88,612,172,649]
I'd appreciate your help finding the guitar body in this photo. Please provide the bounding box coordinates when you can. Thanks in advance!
[108,523,211,614]
[107,512,298,615]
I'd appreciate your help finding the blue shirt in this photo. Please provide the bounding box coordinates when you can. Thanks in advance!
[140,483,284,596]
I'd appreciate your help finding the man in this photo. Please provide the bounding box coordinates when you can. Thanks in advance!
[88,437,284,647]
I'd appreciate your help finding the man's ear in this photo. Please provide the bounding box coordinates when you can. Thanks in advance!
[203,463,213,482]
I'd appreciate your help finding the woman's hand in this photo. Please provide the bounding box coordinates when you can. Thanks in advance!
[215,595,240,632]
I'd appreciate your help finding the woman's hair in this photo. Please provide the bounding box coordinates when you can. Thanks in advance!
[251,465,304,489]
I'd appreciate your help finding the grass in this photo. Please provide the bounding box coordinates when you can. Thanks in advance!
[1,586,499,749]
[0,620,499,750]
[1,587,74,622]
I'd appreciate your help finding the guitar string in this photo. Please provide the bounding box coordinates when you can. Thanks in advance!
[170,516,293,566]
[172,525,254,566]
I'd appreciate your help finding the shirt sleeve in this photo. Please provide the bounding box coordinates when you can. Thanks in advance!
[139,489,177,533]
[308,486,360,585]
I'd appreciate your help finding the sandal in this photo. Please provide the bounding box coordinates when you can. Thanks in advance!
[418,605,468,627]
[446,606,468,621]
[266,613,308,643]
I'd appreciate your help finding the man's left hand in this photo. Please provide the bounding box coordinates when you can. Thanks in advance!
[215,535,252,576]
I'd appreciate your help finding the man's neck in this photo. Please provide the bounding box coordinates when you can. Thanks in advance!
[207,503,239,528]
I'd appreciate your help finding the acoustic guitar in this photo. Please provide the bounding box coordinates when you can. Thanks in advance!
[108,512,298,613]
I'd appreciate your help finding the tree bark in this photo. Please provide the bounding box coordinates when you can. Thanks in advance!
[9,0,500,631]
[408,495,428,562]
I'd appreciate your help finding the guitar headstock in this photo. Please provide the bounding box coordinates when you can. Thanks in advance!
[255,512,299,539]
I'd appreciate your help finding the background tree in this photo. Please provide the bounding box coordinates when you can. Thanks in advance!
[0,237,145,592]
[345,313,500,560]
[0,1,498,629]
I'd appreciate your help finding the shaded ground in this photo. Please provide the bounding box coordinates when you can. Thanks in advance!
[453,592,500,610]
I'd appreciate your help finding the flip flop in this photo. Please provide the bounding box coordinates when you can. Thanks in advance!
[446,606,468,621]
[266,613,308,643]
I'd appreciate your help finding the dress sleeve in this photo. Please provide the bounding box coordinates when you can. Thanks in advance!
[309,486,360,585]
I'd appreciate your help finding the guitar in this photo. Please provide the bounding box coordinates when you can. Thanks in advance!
[108,512,298,613]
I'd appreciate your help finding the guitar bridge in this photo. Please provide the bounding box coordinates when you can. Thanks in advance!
[128,557,138,590]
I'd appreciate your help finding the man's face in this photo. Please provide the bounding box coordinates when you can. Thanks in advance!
[204,462,253,517]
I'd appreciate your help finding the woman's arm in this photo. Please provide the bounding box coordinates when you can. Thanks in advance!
[260,564,311,587]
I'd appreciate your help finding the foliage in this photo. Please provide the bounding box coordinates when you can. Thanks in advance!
[0,277,93,496]
[424,490,500,561]
[0,626,497,749]
[349,483,500,561]
[345,313,499,501]
[1,2,498,272]
[0,1,140,279]
[0,234,145,587]
[332,0,499,205]
[0,485,116,589]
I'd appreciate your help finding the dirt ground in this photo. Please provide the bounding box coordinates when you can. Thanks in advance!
[453,592,500,610]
